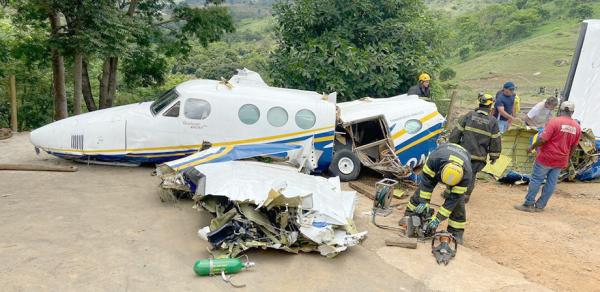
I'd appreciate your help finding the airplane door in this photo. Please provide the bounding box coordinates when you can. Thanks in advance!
[178,97,220,147]
[126,102,181,158]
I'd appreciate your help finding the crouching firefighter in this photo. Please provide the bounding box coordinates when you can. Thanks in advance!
[404,143,472,244]
[449,93,501,202]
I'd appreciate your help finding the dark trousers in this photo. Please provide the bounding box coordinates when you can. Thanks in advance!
[465,160,486,202]
[404,188,466,236]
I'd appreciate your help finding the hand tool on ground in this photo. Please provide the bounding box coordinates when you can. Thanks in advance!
[431,231,457,265]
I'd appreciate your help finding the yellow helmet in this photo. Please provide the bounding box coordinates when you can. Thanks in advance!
[441,162,464,186]
[419,73,431,82]
[478,93,494,106]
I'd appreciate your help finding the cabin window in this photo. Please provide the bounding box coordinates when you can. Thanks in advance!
[151,88,179,115]
[404,119,422,134]
[162,102,180,117]
[184,98,211,120]
[267,107,288,127]
[238,104,260,125]
[295,109,316,129]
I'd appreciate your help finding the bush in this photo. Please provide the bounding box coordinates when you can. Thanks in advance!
[569,4,593,20]
[440,68,456,81]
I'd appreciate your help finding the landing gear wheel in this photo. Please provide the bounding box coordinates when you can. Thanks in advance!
[329,149,361,182]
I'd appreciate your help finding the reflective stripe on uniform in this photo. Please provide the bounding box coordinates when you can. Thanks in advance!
[419,190,432,200]
[448,219,465,229]
[451,186,468,194]
[452,143,468,152]
[491,132,501,138]
[407,201,416,211]
[423,164,435,177]
[448,155,464,166]
[456,123,464,131]
[476,110,489,115]
[465,126,494,137]
[471,154,486,161]
[438,206,451,218]
[489,152,500,157]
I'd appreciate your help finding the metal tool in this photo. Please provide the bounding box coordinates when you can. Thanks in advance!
[399,207,434,239]
[431,231,458,265]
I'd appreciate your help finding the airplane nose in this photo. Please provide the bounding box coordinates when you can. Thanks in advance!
[29,126,49,148]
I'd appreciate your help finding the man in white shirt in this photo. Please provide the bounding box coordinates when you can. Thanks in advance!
[525,97,558,128]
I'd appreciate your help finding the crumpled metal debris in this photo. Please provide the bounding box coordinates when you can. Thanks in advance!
[157,141,367,258]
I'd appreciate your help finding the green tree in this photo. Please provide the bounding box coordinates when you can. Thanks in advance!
[269,0,450,100]
[7,0,234,120]
[439,68,456,81]
[569,3,593,20]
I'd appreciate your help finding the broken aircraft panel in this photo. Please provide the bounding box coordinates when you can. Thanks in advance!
[334,96,445,181]
[482,120,599,182]
[157,143,367,258]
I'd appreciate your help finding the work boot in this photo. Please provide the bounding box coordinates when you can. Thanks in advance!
[514,204,535,212]
[534,205,544,212]
[451,233,463,245]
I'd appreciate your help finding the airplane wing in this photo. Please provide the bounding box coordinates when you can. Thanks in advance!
[157,137,317,177]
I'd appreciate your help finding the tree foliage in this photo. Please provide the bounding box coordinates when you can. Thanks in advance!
[0,0,235,128]
[269,0,450,100]
[451,3,541,54]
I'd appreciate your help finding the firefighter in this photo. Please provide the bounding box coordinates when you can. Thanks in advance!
[449,93,502,202]
[404,143,472,244]
[407,73,431,99]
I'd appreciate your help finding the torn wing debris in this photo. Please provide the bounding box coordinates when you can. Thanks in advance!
[157,142,367,258]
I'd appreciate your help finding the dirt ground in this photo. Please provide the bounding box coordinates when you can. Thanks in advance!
[442,106,600,291]
[354,170,600,292]
[2,132,600,291]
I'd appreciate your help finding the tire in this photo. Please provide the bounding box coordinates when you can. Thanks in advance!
[329,149,361,182]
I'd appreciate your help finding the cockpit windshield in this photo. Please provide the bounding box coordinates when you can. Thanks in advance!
[150,89,179,115]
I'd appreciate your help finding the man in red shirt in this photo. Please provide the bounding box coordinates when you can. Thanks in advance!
[514,101,581,212]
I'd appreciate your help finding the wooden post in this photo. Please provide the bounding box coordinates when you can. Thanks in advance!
[444,90,458,129]
[9,75,18,132]
[385,237,418,249]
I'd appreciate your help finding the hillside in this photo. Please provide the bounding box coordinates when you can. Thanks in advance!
[450,22,583,104]
[425,0,513,16]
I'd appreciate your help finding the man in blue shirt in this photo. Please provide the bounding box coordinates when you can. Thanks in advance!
[493,81,519,133]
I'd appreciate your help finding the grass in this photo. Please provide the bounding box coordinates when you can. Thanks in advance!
[446,1,600,106]
[449,22,582,106]
[236,16,274,32]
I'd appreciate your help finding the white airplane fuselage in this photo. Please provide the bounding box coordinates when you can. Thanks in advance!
[30,72,444,174]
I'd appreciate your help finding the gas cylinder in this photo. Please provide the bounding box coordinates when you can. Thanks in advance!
[193,258,255,276]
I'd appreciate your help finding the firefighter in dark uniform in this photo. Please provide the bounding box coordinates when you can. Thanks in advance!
[449,93,501,203]
[407,73,431,99]
[404,143,472,244]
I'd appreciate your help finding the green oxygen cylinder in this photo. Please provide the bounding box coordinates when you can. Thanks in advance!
[193,258,256,276]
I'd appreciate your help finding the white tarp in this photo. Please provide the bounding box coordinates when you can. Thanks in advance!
[568,19,600,136]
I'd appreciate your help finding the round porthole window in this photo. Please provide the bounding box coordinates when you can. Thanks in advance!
[238,104,260,125]
[295,109,316,129]
[267,107,288,127]
[405,119,422,134]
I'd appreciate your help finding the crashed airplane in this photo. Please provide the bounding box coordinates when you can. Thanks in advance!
[29,69,444,181]
[483,19,600,183]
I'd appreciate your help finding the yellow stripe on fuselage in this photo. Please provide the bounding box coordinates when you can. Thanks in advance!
[395,129,443,155]
[173,146,234,171]
[40,126,334,155]
[392,111,440,140]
